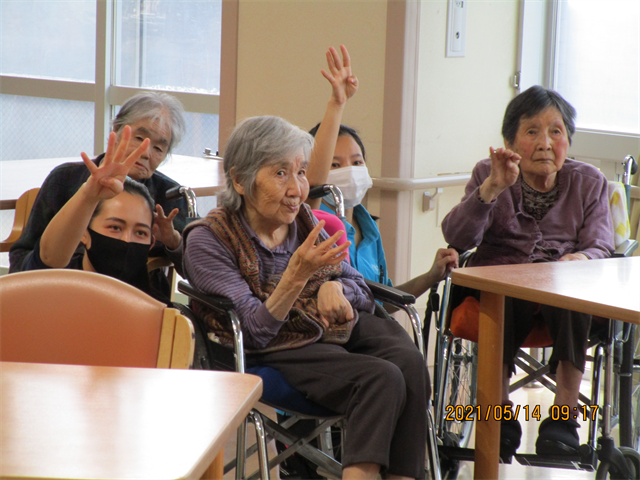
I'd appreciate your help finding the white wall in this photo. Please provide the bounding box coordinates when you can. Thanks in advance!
[411,0,520,278]
[235,0,388,179]
[409,0,520,346]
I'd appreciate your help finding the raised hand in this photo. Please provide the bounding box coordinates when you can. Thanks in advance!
[479,147,522,202]
[153,205,181,250]
[321,45,359,106]
[80,125,150,201]
[288,221,350,281]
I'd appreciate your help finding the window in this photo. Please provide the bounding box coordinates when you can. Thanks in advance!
[1,1,96,82]
[0,0,223,161]
[555,0,639,135]
[114,1,222,94]
[518,0,639,169]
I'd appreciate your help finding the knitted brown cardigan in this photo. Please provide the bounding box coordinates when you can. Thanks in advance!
[183,203,358,353]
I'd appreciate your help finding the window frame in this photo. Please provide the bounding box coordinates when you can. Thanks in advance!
[0,0,232,158]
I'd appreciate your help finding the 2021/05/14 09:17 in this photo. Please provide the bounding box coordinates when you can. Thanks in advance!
[444,404,599,422]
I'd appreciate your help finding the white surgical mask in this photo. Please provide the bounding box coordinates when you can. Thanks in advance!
[324,166,373,209]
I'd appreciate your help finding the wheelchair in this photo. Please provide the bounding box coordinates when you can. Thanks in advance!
[428,156,640,479]
[170,183,441,479]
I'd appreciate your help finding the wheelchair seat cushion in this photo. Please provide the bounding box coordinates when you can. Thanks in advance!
[247,365,338,417]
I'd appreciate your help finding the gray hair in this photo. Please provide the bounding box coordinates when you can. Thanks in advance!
[220,116,314,212]
[502,85,576,146]
[112,92,186,154]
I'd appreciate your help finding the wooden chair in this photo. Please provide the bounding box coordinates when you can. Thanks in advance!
[147,255,178,301]
[0,269,235,478]
[0,188,39,253]
[0,269,194,369]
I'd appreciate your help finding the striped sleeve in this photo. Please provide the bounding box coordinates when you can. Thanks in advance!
[183,226,287,349]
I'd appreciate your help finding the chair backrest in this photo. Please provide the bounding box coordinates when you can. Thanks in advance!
[0,269,194,368]
[629,181,639,249]
[0,188,40,252]
[608,181,632,249]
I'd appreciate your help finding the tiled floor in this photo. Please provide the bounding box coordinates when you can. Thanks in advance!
[221,369,624,479]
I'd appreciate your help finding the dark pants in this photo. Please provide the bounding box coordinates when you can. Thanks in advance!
[252,311,429,478]
[503,296,591,375]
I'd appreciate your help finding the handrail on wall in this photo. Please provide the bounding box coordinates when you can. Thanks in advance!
[4,174,631,211]
[371,173,471,212]
[371,173,471,192]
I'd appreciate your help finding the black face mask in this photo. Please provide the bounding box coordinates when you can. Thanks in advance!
[85,228,151,293]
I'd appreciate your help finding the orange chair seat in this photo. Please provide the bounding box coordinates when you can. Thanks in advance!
[449,296,553,348]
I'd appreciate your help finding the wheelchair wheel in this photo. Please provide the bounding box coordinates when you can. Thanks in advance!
[619,324,640,450]
[595,446,640,479]
[441,337,478,449]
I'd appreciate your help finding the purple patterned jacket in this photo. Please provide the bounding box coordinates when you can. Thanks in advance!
[441,158,614,267]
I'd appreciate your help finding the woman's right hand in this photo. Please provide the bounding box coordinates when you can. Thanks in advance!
[321,45,359,106]
[287,221,351,282]
[80,125,150,201]
[479,147,522,203]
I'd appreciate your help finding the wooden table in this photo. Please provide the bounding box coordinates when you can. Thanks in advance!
[0,155,224,201]
[451,256,640,479]
[0,362,262,480]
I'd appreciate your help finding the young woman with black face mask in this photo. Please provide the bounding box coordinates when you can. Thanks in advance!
[22,126,161,299]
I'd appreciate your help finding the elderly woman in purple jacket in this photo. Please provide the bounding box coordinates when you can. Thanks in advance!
[442,86,613,458]
[184,115,429,480]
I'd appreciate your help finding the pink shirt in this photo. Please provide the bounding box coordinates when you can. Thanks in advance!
[313,209,350,264]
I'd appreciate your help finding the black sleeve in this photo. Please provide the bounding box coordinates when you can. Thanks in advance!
[9,163,89,273]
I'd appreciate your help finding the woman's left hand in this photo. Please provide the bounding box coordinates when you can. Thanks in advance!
[317,281,355,327]
[427,248,460,283]
[559,253,589,261]
[321,45,359,106]
[153,205,181,250]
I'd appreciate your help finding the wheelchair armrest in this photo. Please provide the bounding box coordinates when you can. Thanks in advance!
[364,279,416,305]
[177,280,248,373]
[612,239,638,258]
[177,280,235,315]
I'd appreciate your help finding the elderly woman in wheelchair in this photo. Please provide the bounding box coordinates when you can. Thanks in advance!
[441,85,614,459]
[183,115,429,480]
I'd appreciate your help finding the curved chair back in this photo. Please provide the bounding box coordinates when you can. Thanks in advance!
[0,269,194,368]
[0,188,40,252]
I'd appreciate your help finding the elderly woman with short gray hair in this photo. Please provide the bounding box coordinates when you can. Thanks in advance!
[184,115,429,480]
[10,91,189,302]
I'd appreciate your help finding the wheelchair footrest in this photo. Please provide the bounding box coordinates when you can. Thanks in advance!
[437,446,598,471]
[437,446,514,464]
[514,452,596,471]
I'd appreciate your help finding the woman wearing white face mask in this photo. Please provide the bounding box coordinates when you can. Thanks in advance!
[307,46,458,300]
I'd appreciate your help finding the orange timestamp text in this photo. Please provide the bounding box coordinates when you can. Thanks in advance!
[444,404,599,422]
